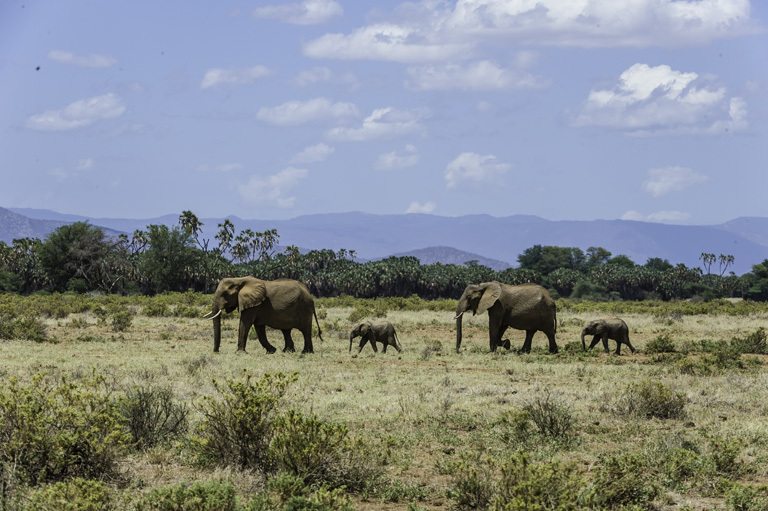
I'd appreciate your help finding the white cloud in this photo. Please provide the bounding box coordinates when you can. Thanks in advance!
[49,158,96,181]
[199,163,243,173]
[407,60,549,91]
[291,143,335,164]
[303,0,755,64]
[256,98,358,126]
[201,66,273,89]
[445,152,511,188]
[239,167,308,208]
[290,66,359,89]
[573,63,748,135]
[375,145,419,170]
[252,0,342,25]
[406,201,436,214]
[48,50,117,68]
[26,93,126,131]
[621,210,692,224]
[643,166,708,197]
[304,23,471,63]
[327,107,427,142]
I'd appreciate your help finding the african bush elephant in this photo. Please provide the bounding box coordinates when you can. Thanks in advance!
[202,277,322,354]
[581,317,635,355]
[349,321,402,356]
[455,282,558,354]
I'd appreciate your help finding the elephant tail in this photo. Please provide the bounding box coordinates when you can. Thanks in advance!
[313,305,324,342]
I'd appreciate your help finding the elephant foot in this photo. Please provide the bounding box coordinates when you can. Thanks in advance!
[302,349,314,354]
[517,348,531,355]
[283,347,296,353]
[236,349,248,354]
[502,339,511,350]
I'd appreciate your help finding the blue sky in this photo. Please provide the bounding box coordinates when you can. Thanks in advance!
[1,0,766,224]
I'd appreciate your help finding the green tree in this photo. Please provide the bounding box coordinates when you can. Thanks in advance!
[38,222,120,293]
[139,225,198,293]
[517,245,586,275]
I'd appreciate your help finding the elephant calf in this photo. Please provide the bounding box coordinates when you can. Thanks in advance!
[349,321,402,356]
[581,317,636,355]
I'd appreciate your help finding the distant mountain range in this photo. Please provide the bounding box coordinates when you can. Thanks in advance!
[3,206,768,275]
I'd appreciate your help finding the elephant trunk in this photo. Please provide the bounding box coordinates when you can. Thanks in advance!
[580,330,587,351]
[213,313,222,353]
[455,311,464,353]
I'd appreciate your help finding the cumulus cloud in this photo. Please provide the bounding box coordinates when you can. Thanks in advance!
[239,167,308,208]
[406,201,436,214]
[201,66,273,89]
[252,0,342,25]
[48,50,117,68]
[327,107,427,141]
[643,166,708,197]
[304,23,470,63]
[26,93,126,131]
[257,98,358,126]
[375,145,419,170]
[621,210,692,224]
[304,0,755,63]
[406,60,549,91]
[445,152,511,188]
[573,63,748,135]
[291,143,335,164]
[290,66,359,89]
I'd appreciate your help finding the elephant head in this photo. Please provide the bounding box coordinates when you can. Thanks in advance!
[203,277,267,352]
[581,320,605,350]
[455,282,501,353]
[349,321,372,352]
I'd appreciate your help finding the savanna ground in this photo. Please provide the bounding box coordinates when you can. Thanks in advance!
[2,294,768,510]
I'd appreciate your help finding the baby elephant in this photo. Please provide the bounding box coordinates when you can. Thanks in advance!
[349,321,402,356]
[581,317,636,355]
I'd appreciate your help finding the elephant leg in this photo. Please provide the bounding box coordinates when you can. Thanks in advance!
[281,329,296,353]
[519,330,535,354]
[301,326,314,354]
[382,340,388,353]
[391,336,402,353]
[368,338,378,353]
[588,336,601,351]
[545,330,558,354]
[626,339,637,354]
[488,315,504,352]
[614,342,622,355]
[356,340,366,355]
[237,317,252,352]
[602,335,610,353]
[498,326,510,350]
[253,325,277,354]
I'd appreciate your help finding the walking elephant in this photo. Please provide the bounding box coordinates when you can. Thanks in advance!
[581,317,635,355]
[349,321,402,356]
[202,277,322,354]
[455,282,558,354]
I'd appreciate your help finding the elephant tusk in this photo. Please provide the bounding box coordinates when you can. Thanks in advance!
[202,310,221,320]
[453,311,464,320]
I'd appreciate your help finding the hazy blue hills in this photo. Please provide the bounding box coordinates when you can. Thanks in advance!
[5,207,768,275]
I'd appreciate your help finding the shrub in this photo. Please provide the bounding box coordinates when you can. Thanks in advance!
[492,452,583,511]
[121,384,189,450]
[192,372,298,470]
[10,316,48,342]
[143,301,170,317]
[522,390,574,439]
[709,435,744,475]
[645,333,676,354]
[615,380,687,420]
[134,480,238,511]
[26,478,117,511]
[731,327,768,355]
[588,452,660,508]
[495,410,533,445]
[110,310,133,332]
[446,453,496,510]
[244,477,355,511]
[0,372,130,485]
[174,304,201,318]
[726,483,768,511]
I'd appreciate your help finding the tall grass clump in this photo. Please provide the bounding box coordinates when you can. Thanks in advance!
[121,384,189,450]
[612,380,687,420]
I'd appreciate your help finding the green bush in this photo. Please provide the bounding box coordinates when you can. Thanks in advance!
[522,390,574,439]
[134,480,238,511]
[244,476,354,511]
[143,301,170,317]
[268,410,379,492]
[110,310,133,332]
[174,304,201,318]
[26,478,117,511]
[121,384,189,450]
[446,453,496,510]
[709,435,744,475]
[616,380,687,420]
[588,452,660,508]
[645,333,676,354]
[192,372,298,470]
[731,327,768,355]
[0,372,130,485]
[726,483,768,511]
[492,452,583,511]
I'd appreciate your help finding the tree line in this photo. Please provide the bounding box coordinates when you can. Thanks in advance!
[1,211,768,301]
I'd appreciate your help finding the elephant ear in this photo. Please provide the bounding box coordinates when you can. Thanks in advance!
[238,279,267,312]
[476,282,502,315]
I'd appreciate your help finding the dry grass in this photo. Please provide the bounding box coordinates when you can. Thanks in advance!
[2,304,768,509]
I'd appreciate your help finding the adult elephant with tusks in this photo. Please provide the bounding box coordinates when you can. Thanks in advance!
[455,282,558,354]
[202,277,323,354]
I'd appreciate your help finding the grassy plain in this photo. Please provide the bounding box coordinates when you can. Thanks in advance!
[2,296,768,510]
